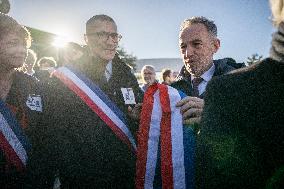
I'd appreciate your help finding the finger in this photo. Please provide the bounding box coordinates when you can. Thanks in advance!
[136,103,143,107]
[183,117,201,125]
[128,106,133,112]
[135,103,143,110]
[176,96,204,108]
[179,100,204,114]
[179,101,195,114]
[188,96,204,102]
[176,96,191,107]
[182,108,202,119]
[191,100,204,109]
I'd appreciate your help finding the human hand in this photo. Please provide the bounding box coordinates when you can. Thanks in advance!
[128,103,143,121]
[176,96,204,125]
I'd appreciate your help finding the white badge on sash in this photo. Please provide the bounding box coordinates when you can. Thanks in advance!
[121,88,136,105]
[26,94,43,112]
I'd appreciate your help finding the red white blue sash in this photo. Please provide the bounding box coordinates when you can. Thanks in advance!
[53,66,137,152]
[136,83,195,189]
[0,100,31,171]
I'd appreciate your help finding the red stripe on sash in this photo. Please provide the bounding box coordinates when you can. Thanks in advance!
[159,84,174,189]
[0,132,25,172]
[136,84,158,189]
[54,71,133,150]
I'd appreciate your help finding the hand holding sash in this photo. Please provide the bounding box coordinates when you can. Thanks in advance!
[128,103,143,121]
[176,96,204,125]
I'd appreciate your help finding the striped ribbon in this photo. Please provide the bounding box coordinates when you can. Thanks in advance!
[136,83,195,189]
[0,100,31,171]
[53,66,137,152]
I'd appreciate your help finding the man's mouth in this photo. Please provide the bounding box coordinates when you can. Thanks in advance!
[12,56,25,60]
[104,49,116,52]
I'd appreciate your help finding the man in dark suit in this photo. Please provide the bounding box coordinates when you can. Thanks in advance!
[172,16,244,125]
[197,0,284,188]
[27,14,143,188]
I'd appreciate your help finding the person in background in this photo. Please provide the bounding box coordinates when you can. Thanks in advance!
[172,70,179,79]
[57,42,85,66]
[37,56,57,71]
[140,65,157,92]
[0,13,45,188]
[171,16,245,125]
[35,56,57,83]
[196,0,284,188]
[161,68,175,85]
[0,0,10,14]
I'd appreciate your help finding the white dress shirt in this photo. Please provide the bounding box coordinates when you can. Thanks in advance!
[105,60,112,82]
[191,64,215,96]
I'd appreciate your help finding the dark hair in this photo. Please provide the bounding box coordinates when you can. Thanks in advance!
[86,14,116,32]
[141,65,155,75]
[0,13,31,47]
[180,16,217,37]
[37,56,57,67]
[67,42,83,52]
[161,68,172,81]
[58,42,83,59]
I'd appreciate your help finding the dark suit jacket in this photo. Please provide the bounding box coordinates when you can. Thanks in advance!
[197,58,284,188]
[27,55,143,189]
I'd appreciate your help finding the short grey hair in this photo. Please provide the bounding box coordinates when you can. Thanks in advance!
[180,16,217,37]
[141,65,156,75]
[86,14,116,32]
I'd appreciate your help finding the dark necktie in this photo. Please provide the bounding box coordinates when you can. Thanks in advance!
[192,77,203,97]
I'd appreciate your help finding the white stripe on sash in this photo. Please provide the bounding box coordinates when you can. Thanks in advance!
[168,86,186,189]
[56,67,136,151]
[144,91,162,189]
[0,112,27,165]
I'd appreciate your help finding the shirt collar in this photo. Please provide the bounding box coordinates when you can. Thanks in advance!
[105,60,112,81]
[191,64,215,82]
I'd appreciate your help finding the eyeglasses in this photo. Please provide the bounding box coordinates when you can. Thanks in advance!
[87,31,122,42]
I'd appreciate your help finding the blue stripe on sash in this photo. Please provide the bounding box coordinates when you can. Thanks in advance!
[179,90,195,188]
[0,100,31,152]
[183,125,195,188]
[65,66,128,126]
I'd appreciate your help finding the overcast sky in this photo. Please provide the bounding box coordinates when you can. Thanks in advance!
[10,0,273,62]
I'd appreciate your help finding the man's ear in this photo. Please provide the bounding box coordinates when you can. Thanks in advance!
[84,34,89,45]
[213,38,220,53]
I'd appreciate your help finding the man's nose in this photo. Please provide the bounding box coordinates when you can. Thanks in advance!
[185,46,193,57]
[106,35,117,45]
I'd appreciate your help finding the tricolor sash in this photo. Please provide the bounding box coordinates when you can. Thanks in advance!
[0,100,31,171]
[136,83,195,189]
[53,66,137,152]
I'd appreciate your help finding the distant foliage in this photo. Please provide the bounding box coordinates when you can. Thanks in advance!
[246,53,263,66]
[117,47,137,71]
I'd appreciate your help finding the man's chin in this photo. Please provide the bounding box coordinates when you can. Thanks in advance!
[95,54,115,62]
[103,51,116,61]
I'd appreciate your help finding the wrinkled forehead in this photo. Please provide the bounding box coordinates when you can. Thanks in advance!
[86,20,117,33]
[179,23,210,42]
[143,68,155,74]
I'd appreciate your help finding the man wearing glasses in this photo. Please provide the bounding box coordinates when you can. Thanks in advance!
[27,15,143,188]
[82,14,143,114]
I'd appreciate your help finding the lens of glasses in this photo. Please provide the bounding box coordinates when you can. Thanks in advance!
[88,32,122,42]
